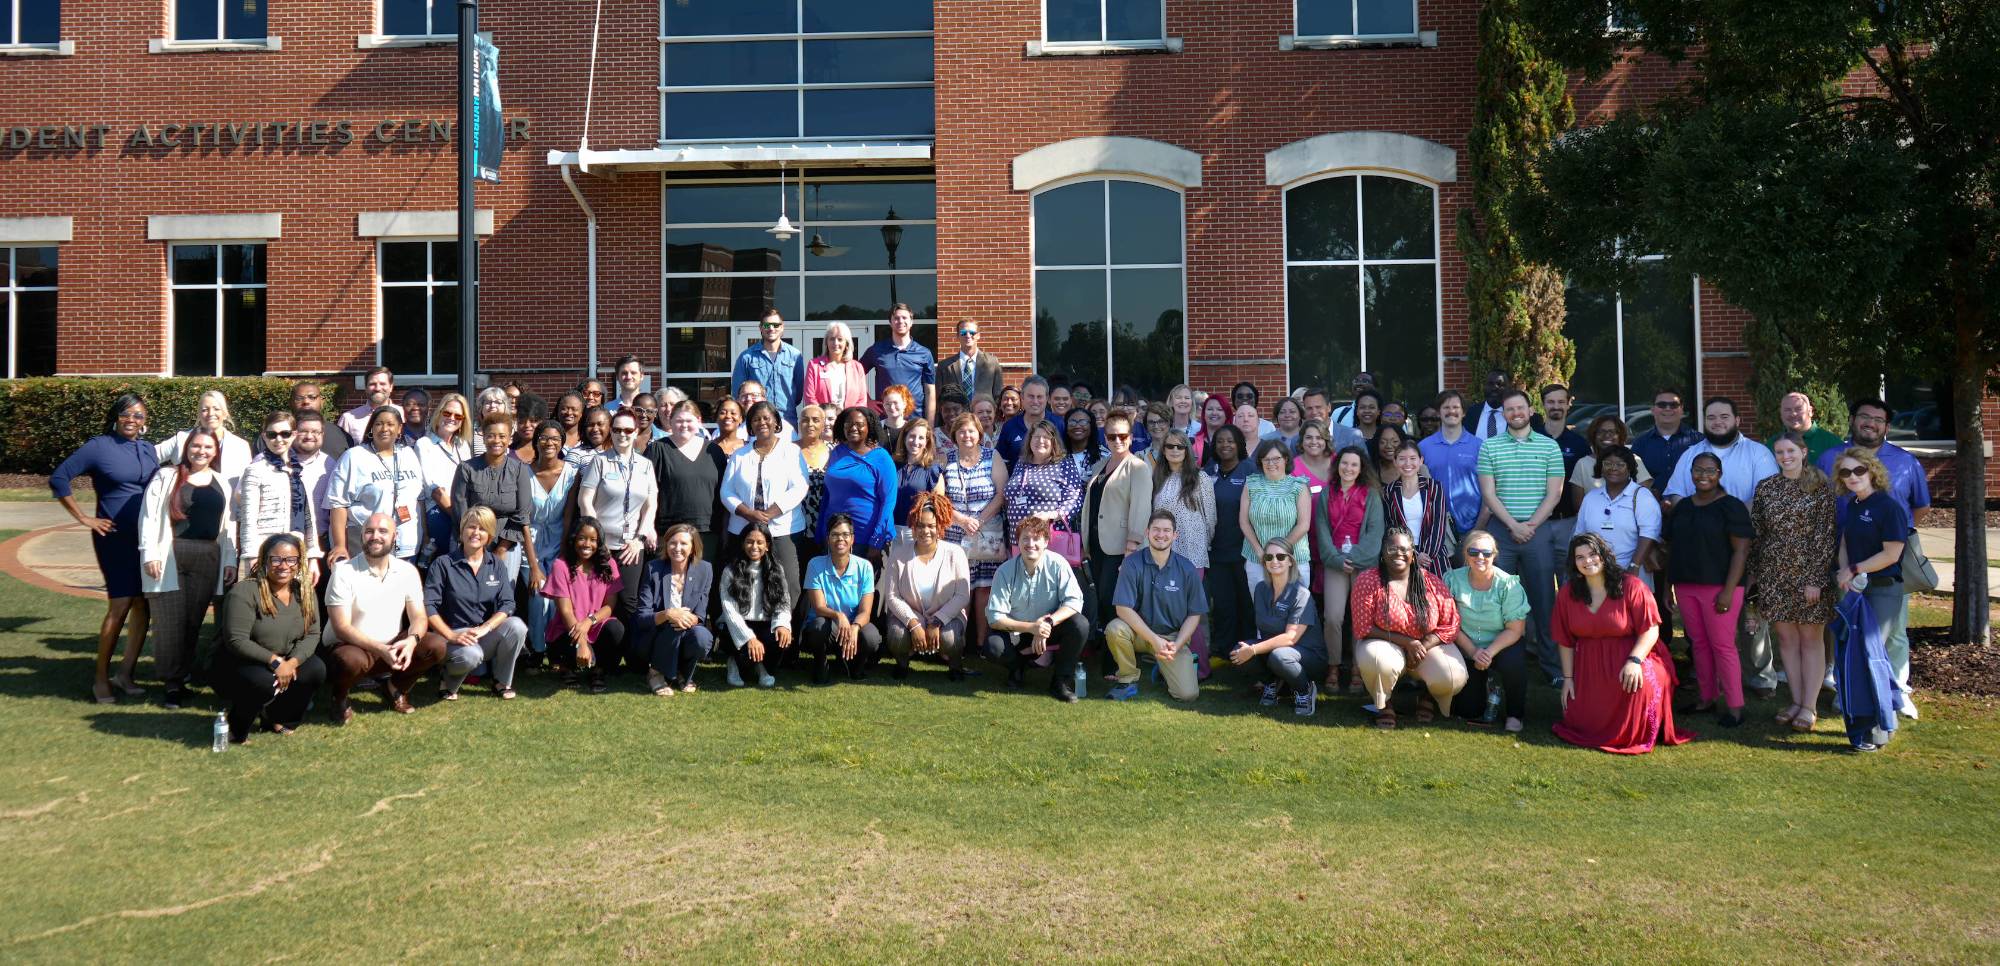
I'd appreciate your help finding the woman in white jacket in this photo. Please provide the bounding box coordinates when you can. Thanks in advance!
[720,401,808,606]
[155,389,252,495]
[140,428,236,708]
[413,392,475,562]
[236,410,320,582]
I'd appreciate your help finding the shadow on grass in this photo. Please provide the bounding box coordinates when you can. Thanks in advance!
[85,709,212,749]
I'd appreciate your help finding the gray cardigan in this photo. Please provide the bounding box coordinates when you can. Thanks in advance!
[1313,487,1388,571]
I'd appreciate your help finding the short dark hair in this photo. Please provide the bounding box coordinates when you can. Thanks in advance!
[1354,388,1383,408]
[836,405,881,444]
[1251,438,1294,467]
[1703,396,1738,416]
[365,366,393,383]
[1849,396,1890,419]
[1232,381,1259,401]
[615,353,642,370]
[1147,508,1178,530]
[291,407,323,426]
[1593,444,1636,478]
[1539,383,1570,402]
[1301,387,1331,406]
[1653,386,1685,404]
[760,307,783,322]
[1498,387,1532,408]
[1435,389,1465,409]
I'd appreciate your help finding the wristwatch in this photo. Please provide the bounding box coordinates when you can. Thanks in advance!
[1625,656,1643,666]
[268,655,283,672]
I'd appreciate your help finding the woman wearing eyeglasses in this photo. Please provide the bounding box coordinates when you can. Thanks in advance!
[1083,410,1154,651]
[414,392,475,563]
[238,411,319,587]
[579,408,660,619]
[1445,529,1530,732]
[212,533,323,743]
[1228,537,1323,717]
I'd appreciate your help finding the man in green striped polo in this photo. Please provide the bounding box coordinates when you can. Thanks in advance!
[1476,387,1567,685]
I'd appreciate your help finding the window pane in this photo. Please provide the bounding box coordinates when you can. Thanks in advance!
[14,290,57,377]
[809,180,936,222]
[172,289,217,375]
[1285,177,1358,262]
[380,242,428,283]
[665,327,734,375]
[1034,181,1105,267]
[1296,0,1354,36]
[383,0,427,35]
[224,0,265,39]
[804,38,933,84]
[430,0,456,35]
[1360,176,1434,260]
[802,87,934,138]
[1882,373,1950,442]
[175,0,215,39]
[1364,265,1437,404]
[667,275,800,324]
[1111,268,1183,400]
[1105,0,1162,42]
[1619,263,1695,422]
[1045,0,1101,42]
[667,183,800,225]
[431,241,460,282]
[1357,0,1415,35]
[432,285,461,376]
[665,0,794,37]
[1286,266,1361,403]
[222,288,265,375]
[223,244,266,285]
[803,274,936,322]
[802,224,935,271]
[665,41,795,88]
[171,245,216,285]
[381,287,428,374]
[21,0,60,44]
[666,376,733,415]
[16,246,56,287]
[665,91,797,141]
[1562,284,1620,413]
[665,228,796,274]
[1108,180,1181,266]
[803,0,931,33]
[1035,270,1107,391]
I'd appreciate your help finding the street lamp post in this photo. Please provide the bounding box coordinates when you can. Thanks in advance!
[880,206,902,306]
[456,0,480,401]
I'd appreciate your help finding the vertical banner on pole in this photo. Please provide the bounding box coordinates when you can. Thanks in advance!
[474,35,503,184]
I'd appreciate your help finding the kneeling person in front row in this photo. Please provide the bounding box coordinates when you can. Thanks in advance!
[804,513,882,684]
[211,533,325,743]
[1229,537,1324,717]
[424,506,528,701]
[983,514,1089,702]
[325,512,445,721]
[884,492,972,681]
[1352,527,1466,728]
[1106,510,1208,702]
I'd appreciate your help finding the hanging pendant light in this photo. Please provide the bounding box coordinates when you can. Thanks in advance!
[767,162,798,242]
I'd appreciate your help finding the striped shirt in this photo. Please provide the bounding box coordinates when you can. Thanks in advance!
[1475,428,1564,522]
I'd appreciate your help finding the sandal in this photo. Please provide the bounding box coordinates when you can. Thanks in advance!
[91,681,117,705]
[1790,711,1817,733]
[1414,696,1438,724]
[495,682,517,700]
[1774,704,1801,725]
[647,671,673,697]
[1374,708,1398,730]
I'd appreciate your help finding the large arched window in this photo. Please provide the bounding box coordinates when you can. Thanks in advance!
[1032,178,1185,400]
[1284,173,1440,405]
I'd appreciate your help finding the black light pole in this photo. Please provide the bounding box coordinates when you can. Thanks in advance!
[456,0,479,401]
[880,207,902,306]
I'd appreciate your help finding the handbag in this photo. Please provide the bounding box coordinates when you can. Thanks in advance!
[1899,530,1939,594]
[1046,525,1084,567]
[963,521,1008,563]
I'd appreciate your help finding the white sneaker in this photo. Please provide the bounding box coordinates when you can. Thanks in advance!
[1898,694,1919,720]
[726,663,745,688]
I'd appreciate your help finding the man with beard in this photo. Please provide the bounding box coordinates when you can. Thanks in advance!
[1537,384,1592,558]
[1663,397,1781,698]
[339,367,401,445]
[292,409,337,563]
[324,512,443,721]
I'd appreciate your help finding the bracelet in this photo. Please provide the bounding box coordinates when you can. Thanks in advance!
[1625,656,1643,666]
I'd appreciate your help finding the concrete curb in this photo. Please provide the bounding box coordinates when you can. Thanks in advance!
[0,523,106,600]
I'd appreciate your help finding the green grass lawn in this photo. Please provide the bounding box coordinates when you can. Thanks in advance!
[1,564,1997,963]
[0,488,76,504]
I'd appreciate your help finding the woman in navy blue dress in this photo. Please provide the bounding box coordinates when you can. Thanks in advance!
[51,394,161,704]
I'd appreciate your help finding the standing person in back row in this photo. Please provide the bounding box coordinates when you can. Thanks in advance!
[1538,384,1591,558]
[1418,390,1484,539]
[1630,387,1702,496]
[732,309,804,423]
[340,367,399,446]
[264,381,347,460]
[861,303,937,423]
[941,320,1004,405]
[1470,368,1512,439]
[1476,388,1566,685]
[1662,396,1781,700]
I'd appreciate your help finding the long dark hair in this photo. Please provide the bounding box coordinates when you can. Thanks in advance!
[562,517,615,582]
[1375,526,1430,628]
[726,523,790,615]
[1564,532,1628,601]
[1153,429,1204,512]
[169,427,222,522]
[1332,444,1377,495]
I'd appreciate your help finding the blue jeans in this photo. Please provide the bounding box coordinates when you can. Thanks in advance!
[524,553,559,654]
[1493,521,1561,681]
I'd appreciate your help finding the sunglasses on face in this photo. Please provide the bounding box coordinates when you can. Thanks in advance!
[1653,400,1681,409]
[761,322,783,330]
[1163,443,1186,452]
[1837,465,1869,479]
[613,427,639,435]
[1106,433,1130,441]
[1262,553,1290,563]
[1465,547,1496,558]
[958,329,977,337]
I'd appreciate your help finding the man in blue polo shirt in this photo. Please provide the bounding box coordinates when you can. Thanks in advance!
[995,374,1061,469]
[730,309,805,422]
[1418,389,1483,537]
[1631,387,1702,496]
[860,303,937,422]
[1105,511,1209,702]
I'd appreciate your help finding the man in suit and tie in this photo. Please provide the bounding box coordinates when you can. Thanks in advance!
[942,320,1004,405]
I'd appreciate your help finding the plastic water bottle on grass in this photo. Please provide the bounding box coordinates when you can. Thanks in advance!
[211,712,229,753]
[1074,662,1088,698]
[1483,684,1501,724]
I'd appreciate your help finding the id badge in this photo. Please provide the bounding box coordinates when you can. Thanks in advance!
[395,505,413,524]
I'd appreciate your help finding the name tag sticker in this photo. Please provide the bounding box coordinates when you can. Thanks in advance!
[604,468,622,482]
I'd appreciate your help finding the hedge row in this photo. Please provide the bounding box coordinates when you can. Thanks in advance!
[0,378,336,474]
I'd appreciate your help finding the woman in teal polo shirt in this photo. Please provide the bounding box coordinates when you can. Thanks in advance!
[803,513,880,684]
[1446,529,1531,733]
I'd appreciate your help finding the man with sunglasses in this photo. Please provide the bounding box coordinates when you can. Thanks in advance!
[944,320,1003,404]
[1631,387,1702,496]
[731,308,805,423]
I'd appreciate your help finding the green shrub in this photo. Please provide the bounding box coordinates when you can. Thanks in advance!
[0,377,335,474]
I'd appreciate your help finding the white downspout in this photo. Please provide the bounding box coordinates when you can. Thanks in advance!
[560,162,599,378]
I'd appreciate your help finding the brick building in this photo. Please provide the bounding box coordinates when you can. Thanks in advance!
[0,0,1984,488]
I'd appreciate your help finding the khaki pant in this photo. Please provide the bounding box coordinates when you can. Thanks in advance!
[1355,637,1468,713]
[1105,618,1200,701]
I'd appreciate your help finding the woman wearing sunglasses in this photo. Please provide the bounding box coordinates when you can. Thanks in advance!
[1228,538,1323,717]
[1446,530,1530,732]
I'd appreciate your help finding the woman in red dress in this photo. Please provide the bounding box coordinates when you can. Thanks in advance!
[1552,532,1694,754]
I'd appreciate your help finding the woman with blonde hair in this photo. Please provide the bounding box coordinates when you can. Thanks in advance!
[157,388,252,493]
[805,321,870,410]
[424,505,528,700]
[415,391,475,562]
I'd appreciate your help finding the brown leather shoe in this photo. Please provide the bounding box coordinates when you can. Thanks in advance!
[331,699,355,726]
[389,691,416,714]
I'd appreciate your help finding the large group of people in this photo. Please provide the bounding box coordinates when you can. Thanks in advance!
[52,323,1928,755]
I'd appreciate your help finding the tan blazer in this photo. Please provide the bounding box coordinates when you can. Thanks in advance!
[883,539,972,626]
[1083,453,1154,557]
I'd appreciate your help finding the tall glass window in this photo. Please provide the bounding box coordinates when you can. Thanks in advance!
[1295,0,1417,38]
[1044,0,1163,44]
[380,0,454,36]
[1032,179,1185,401]
[170,243,266,377]
[3,246,57,377]
[1284,174,1439,406]
[661,0,934,143]
[1563,258,1697,435]
[378,240,461,377]
[663,176,937,409]
[4,0,62,45]
[175,0,265,40]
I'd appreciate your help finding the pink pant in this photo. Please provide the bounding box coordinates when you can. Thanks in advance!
[1675,583,1744,707]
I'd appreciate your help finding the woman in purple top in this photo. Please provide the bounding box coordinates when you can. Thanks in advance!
[51,394,162,704]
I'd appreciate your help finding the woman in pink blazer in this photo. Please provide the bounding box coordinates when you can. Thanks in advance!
[804,321,871,410]
[882,492,973,681]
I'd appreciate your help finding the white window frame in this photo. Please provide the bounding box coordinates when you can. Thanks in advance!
[1564,252,1703,431]
[167,241,268,377]
[1280,170,1444,399]
[152,0,278,51]
[359,0,459,46]
[658,0,935,145]
[375,238,460,379]
[658,172,939,396]
[1,0,72,53]
[1291,0,1420,42]
[174,0,264,41]
[1040,0,1168,47]
[1028,175,1189,399]
[4,245,58,377]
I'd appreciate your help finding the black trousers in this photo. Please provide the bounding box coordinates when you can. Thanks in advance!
[1205,558,1252,659]
[1450,640,1528,721]
[210,651,326,740]
[982,614,1089,683]
[804,615,881,681]
[1085,552,1123,644]
[724,618,790,677]
[549,616,627,672]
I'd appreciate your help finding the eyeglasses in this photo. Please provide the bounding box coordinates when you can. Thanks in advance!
[267,555,301,567]
[1105,433,1130,441]
[1465,547,1496,559]
[613,427,639,436]
[264,430,293,440]
[1653,399,1682,409]
[441,412,464,421]
[760,322,783,330]
[1261,553,1291,562]
[1163,443,1186,452]
[1837,465,1869,479]
[957,329,977,337]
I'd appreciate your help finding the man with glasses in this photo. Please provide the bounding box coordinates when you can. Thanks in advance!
[943,320,1003,404]
[1631,387,1702,496]
[266,381,348,459]
[732,309,805,423]
[730,380,794,442]
[861,303,938,423]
